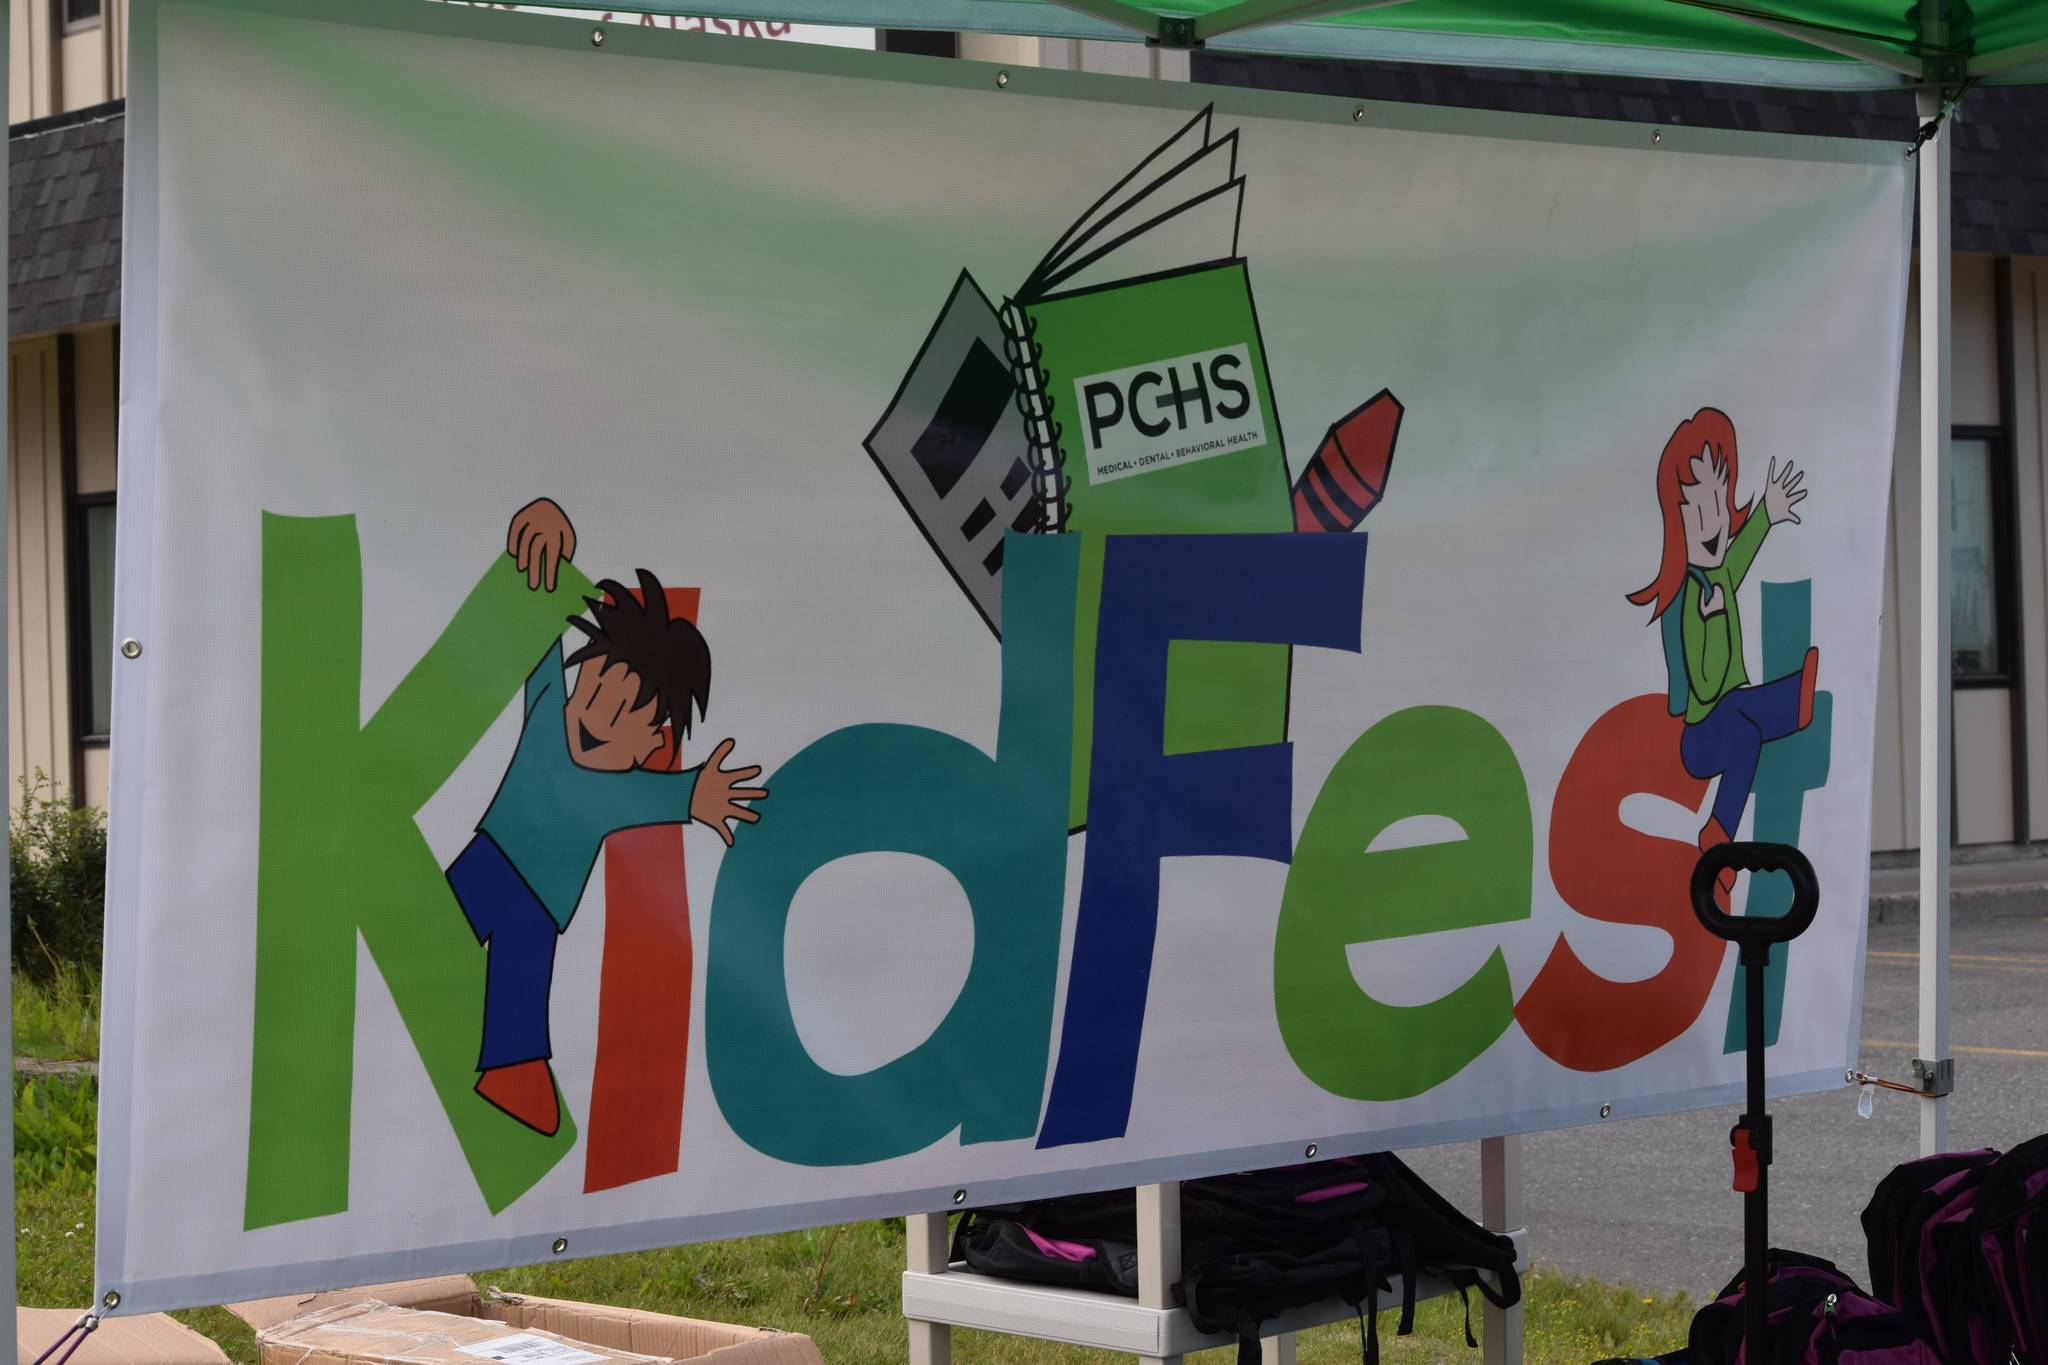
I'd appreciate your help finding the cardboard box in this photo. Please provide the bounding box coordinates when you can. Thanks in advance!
[233,1283,820,1365]
[229,1281,481,1335]
[17,1310,232,1365]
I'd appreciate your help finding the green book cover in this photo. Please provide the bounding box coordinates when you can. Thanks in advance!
[1015,262,1294,827]
[992,107,1295,826]
[864,106,1300,830]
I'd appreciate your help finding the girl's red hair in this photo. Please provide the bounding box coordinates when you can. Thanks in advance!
[1628,407,1750,619]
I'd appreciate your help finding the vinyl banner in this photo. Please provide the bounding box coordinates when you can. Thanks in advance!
[103,0,1913,1313]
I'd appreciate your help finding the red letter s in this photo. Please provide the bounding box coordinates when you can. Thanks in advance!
[1515,694,1723,1071]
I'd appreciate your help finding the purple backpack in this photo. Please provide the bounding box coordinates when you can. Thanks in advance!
[1688,1250,1939,1365]
[1862,1148,2000,1314]
[1969,1134,2048,1365]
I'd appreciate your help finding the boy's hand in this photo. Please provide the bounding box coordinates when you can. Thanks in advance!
[691,738,768,847]
[508,498,577,591]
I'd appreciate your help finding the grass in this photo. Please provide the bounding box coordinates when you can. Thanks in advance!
[13,968,100,1062]
[9,986,1696,1364]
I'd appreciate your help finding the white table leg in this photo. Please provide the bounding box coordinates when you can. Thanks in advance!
[1138,1182,1184,1365]
[907,1212,952,1365]
[1481,1135,1526,1365]
[1260,1330,1298,1364]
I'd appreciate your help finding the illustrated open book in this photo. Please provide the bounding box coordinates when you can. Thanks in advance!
[868,106,1399,826]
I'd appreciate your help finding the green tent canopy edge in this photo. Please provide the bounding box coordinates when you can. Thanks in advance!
[536,0,2048,89]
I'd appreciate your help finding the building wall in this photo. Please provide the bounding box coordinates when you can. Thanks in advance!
[6,325,115,810]
[1872,254,2046,850]
[9,0,123,122]
[9,337,69,801]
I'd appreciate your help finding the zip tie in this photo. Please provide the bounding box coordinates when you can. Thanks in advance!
[1846,1067,1941,1098]
[1908,78,1976,158]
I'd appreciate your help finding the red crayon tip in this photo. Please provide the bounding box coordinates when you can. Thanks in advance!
[1292,390,1403,532]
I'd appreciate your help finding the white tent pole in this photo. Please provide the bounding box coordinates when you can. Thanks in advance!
[1914,76,1953,1158]
[3,0,14,1350]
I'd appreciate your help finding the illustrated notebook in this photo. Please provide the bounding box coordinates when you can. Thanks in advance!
[866,107,1293,828]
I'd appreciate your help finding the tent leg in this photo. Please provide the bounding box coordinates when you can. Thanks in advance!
[1914,84,1953,1159]
[1482,1135,1525,1365]
[907,1214,952,1365]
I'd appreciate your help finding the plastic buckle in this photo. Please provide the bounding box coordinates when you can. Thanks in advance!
[1730,1125,1760,1193]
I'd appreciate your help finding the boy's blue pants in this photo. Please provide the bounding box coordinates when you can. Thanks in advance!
[446,832,559,1071]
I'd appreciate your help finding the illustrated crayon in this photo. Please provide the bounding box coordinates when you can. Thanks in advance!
[1292,389,1402,532]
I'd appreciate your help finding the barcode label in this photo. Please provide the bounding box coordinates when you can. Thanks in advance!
[455,1334,607,1365]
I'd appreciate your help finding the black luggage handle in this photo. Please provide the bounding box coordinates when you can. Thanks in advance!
[1690,839,1821,1365]
[1689,842,1820,963]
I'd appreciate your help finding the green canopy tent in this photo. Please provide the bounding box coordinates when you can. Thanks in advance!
[583,0,2048,86]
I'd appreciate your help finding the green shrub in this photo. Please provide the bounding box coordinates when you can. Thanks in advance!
[10,773,106,982]
[15,1074,97,1194]
[15,967,100,1061]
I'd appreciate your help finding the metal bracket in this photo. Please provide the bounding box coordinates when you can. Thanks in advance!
[1911,1056,1956,1098]
[1907,79,1974,157]
[1147,15,1202,48]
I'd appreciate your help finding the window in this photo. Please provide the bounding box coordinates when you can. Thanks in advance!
[1950,430,2015,685]
[60,0,101,30]
[72,498,115,740]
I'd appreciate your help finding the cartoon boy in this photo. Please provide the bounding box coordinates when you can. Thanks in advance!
[445,497,765,1136]
[1628,409,1820,909]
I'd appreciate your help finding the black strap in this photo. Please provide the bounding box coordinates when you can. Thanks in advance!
[1395,1230,1421,1335]
[1458,1282,1476,1349]
[1365,1270,1381,1365]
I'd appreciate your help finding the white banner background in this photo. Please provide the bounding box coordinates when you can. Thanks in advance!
[102,0,1911,1313]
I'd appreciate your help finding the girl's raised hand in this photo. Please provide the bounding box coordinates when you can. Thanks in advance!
[1763,458,1808,527]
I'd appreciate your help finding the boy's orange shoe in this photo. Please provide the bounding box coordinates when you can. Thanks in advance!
[476,1060,561,1137]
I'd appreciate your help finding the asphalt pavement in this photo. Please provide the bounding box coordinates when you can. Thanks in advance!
[1400,902,2048,1300]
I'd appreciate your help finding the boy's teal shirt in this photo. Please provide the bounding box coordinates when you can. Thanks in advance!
[478,641,699,928]
[1680,511,1772,725]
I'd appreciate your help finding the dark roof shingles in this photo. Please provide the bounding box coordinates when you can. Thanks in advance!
[9,102,124,337]
[1193,54,2048,257]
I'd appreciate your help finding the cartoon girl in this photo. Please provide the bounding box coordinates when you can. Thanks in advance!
[1629,408,1820,908]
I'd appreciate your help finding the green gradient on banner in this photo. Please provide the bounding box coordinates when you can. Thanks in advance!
[197,6,957,385]
[249,516,590,1226]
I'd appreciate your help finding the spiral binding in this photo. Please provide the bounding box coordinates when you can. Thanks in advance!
[999,300,1070,534]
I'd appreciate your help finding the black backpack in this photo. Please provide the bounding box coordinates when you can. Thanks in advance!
[1860,1148,1999,1312]
[1688,1249,1939,1365]
[1353,1151,1522,1345]
[954,1155,1520,1365]
[1967,1134,2048,1365]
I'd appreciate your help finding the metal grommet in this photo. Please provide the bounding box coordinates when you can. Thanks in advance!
[1651,129,1663,144]
[1352,106,1364,123]
[589,26,606,47]
[1305,1142,1319,1159]
[102,1291,121,1311]
[996,70,1010,88]
[1600,1103,1614,1119]
[120,639,142,660]
[551,1237,569,1255]
[951,1189,967,1205]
